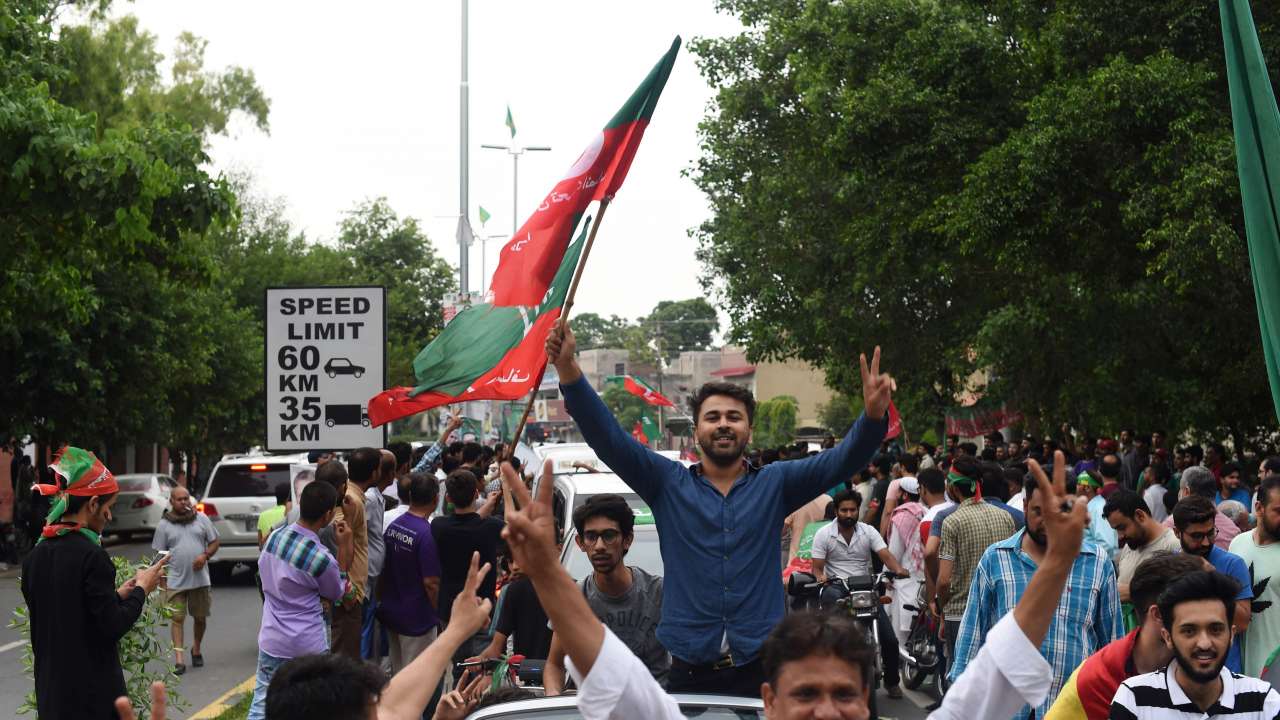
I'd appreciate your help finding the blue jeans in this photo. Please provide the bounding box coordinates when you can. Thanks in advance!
[248,649,289,720]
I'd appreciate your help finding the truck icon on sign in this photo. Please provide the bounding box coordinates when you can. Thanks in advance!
[325,404,371,428]
[324,357,365,378]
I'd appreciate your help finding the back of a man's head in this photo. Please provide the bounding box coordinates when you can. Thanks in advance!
[446,468,479,509]
[461,442,484,467]
[316,460,349,495]
[1182,466,1218,499]
[266,653,387,720]
[387,441,412,471]
[762,611,874,693]
[347,447,381,486]
[1099,454,1122,480]
[407,471,440,508]
[1130,553,1205,619]
[299,481,339,523]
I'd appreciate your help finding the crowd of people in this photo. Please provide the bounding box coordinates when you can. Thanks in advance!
[19,326,1280,720]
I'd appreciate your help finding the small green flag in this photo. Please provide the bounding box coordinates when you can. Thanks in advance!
[505,105,516,138]
[478,206,491,226]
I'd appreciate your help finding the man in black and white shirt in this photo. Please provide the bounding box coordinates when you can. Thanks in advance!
[811,488,909,700]
[1110,570,1280,720]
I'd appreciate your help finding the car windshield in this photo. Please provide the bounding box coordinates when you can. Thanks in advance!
[117,477,154,492]
[564,527,664,580]
[207,464,291,497]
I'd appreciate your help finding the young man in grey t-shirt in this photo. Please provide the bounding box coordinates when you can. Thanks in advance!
[544,494,669,694]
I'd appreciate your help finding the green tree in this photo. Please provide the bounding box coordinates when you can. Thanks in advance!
[570,312,630,349]
[753,395,798,449]
[692,0,1280,445]
[51,15,270,142]
[602,384,650,433]
[335,198,456,387]
[817,392,859,435]
[639,298,719,363]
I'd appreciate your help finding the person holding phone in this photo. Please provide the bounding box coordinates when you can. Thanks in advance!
[22,447,168,720]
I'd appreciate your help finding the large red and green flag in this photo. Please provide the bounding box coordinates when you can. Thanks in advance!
[488,37,681,307]
[1221,0,1280,423]
[366,224,588,427]
[631,413,660,444]
[606,374,674,407]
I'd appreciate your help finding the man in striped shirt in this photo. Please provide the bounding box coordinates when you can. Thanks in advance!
[1110,570,1280,719]
[949,474,1124,720]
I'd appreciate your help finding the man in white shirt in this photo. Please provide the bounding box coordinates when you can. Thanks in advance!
[811,489,910,700]
[495,452,1088,720]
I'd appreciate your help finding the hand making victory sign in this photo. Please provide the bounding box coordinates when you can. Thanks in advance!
[860,345,893,421]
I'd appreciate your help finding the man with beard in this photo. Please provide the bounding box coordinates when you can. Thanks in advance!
[1230,475,1280,677]
[1175,496,1253,673]
[23,447,169,720]
[1109,571,1280,719]
[1104,490,1179,608]
[544,493,667,695]
[1163,466,1241,550]
[812,489,910,700]
[547,324,892,696]
[949,475,1122,720]
[1045,553,1207,720]
[152,484,219,674]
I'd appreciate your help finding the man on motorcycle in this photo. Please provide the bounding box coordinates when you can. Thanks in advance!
[812,489,910,700]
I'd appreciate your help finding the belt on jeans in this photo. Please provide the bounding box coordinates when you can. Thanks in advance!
[676,655,737,671]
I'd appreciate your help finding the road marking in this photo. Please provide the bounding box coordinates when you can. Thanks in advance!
[0,640,26,654]
[189,675,255,719]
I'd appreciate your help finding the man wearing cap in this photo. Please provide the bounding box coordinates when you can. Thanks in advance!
[1079,469,1119,560]
[21,447,169,720]
[886,476,927,645]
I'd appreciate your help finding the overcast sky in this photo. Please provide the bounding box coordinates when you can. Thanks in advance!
[119,0,742,323]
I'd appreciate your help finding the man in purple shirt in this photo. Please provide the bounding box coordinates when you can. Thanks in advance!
[378,472,444,673]
[248,480,355,720]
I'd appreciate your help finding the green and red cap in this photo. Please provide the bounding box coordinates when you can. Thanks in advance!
[34,446,118,525]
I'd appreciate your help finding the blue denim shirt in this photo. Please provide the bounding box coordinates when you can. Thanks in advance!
[561,375,887,665]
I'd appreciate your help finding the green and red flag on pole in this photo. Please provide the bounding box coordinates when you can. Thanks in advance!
[487,37,681,307]
[885,401,903,440]
[1220,0,1280,423]
[367,224,588,427]
[944,399,1022,438]
[606,374,674,408]
[631,413,660,444]
[367,38,681,427]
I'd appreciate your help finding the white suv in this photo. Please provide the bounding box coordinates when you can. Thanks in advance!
[198,452,308,580]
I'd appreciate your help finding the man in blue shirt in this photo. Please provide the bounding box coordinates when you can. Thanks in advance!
[1173,494,1253,673]
[546,324,890,696]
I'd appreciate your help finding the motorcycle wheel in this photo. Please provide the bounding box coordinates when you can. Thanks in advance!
[903,659,929,691]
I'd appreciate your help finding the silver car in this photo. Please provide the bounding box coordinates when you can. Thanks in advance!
[107,474,175,540]
[465,693,763,718]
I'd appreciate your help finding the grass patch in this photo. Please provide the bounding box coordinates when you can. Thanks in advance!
[210,691,251,720]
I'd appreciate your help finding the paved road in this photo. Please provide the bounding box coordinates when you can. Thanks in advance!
[0,539,262,719]
[0,538,936,719]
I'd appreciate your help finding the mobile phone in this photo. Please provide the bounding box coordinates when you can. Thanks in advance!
[152,550,171,565]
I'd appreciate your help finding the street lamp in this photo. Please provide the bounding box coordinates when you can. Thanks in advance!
[480,143,552,236]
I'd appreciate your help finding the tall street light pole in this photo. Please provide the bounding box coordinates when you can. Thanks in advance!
[458,0,471,295]
[481,143,551,237]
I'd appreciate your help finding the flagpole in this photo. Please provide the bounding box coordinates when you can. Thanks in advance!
[504,199,612,463]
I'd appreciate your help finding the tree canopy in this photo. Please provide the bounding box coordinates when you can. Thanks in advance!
[692,0,1280,446]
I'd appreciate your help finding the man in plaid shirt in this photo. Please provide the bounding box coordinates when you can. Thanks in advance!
[935,455,1018,676]
[948,474,1124,720]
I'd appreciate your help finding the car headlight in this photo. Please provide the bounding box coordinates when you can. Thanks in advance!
[850,591,875,609]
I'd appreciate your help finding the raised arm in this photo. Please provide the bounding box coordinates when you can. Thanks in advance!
[777,347,891,511]
[549,322,677,504]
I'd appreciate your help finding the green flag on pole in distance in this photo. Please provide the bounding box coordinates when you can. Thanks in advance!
[1220,0,1280,423]
[479,206,491,226]
[505,105,516,138]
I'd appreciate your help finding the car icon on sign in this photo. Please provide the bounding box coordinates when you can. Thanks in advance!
[324,357,365,378]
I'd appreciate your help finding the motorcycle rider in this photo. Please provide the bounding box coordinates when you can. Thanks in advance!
[812,489,910,700]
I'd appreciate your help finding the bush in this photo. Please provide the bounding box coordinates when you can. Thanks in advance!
[10,553,187,718]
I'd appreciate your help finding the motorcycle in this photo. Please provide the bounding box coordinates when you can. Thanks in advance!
[787,568,895,718]
[899,583,949,695]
